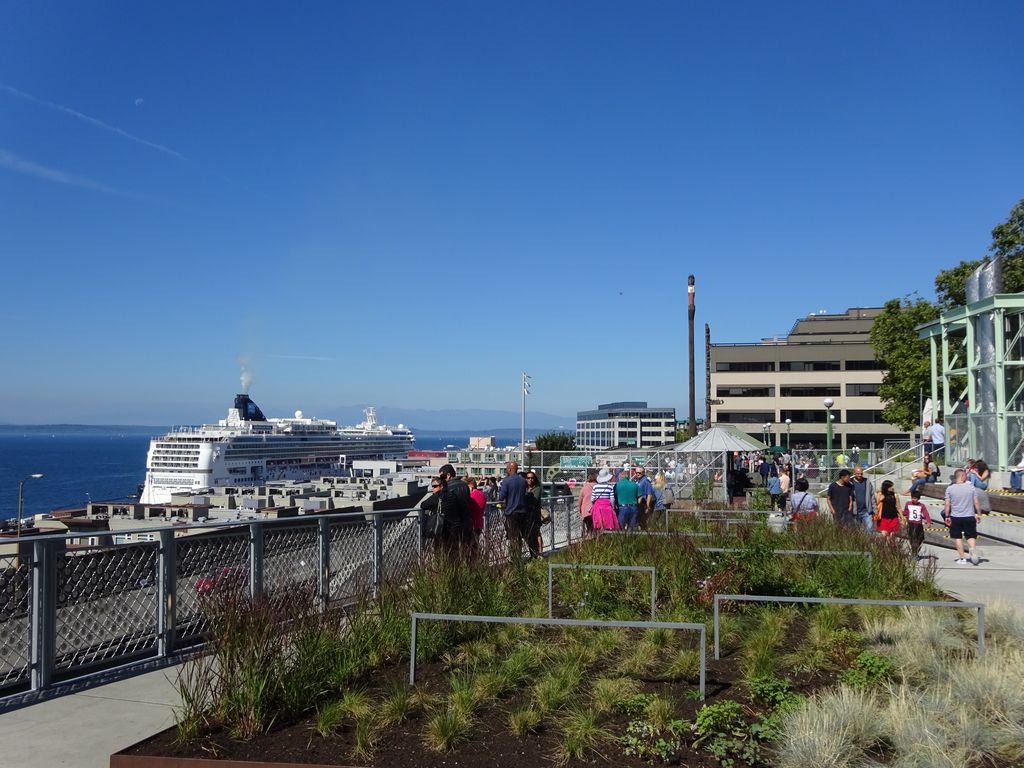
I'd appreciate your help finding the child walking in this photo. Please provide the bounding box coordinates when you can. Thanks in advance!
[903,489,932,557]
[875,480,900,537]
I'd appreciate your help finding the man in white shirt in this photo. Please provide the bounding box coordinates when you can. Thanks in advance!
[931,419,946,461]
[922,420,933,456]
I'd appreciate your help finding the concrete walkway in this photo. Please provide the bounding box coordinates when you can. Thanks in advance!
[3,537,1023,768]
[920,537,1024,606]
[0,666,181,768]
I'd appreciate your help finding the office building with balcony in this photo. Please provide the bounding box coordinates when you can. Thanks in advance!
[576,402,677,451]
[710,308,910,450]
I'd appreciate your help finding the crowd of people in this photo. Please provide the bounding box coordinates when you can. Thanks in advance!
[422,434,993,566]
[724,444,993,564]
[420,460,673,559]
[420,460,573,559]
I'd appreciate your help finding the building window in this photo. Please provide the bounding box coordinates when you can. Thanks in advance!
[715,361,775,372]
[845,359,885,370]
[779,410,839,424]
[779,361,840,372]
[846,383,880,397]
[717,411,775,424]
[780,386,841,397]
[846,409,886,424]
[717,386,775,397]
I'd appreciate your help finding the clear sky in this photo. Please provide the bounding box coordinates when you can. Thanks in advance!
[1,1,1022,426]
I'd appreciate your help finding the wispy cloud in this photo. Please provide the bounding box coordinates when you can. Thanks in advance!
[0,148,153,200]
[0,82,186,160]
[265,354,336,362]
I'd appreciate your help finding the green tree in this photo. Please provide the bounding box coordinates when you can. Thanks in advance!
[935,198,1024,308]
[534,432,576,451]
[876,199,1024,426]
[870,298,939,431]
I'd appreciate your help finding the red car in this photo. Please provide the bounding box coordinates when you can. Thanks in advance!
[195,565,246,594]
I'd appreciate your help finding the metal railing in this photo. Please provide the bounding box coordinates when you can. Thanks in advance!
[0,495,584,709]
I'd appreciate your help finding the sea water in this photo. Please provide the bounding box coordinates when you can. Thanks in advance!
[0,426,157,518]
[0,426,516,519]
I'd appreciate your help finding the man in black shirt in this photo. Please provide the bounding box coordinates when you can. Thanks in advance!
[498,461,529,558]
[827,469,855,525]
[438,463,472,547]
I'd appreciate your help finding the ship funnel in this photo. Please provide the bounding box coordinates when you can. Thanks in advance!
[234,393,267,421]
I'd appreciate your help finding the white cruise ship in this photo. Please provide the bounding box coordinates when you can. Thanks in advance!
[139,394,415,504]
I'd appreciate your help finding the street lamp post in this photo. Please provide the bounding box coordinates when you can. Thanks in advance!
[17,473,44,537]
[520,372,531,467]
[785,418,792,451]
[823,398,834,473]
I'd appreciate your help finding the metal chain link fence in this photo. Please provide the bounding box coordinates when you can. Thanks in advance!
[0,500,592,707]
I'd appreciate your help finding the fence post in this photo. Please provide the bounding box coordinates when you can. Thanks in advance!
[30,540,57,691]
[544,501,552,557]
[408,614,418,685]
[372,513,384,598]
[416,508,423,557]
[317,517,330,609]
[157,528,177,658]
[249,522,264,600]
[978,604,986,657]
[547,566,554,618]
[699,627,706,700]
[565,496,572,547]
[713,595,720,660]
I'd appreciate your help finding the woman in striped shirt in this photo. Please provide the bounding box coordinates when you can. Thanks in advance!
[590,468,620,530]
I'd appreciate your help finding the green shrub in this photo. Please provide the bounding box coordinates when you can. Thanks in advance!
[748,676,796,709]
[616,692,657,718]
[694,699,745,743]
[840,650,895,688]
[694,698,778,766]
[621,717,686,764]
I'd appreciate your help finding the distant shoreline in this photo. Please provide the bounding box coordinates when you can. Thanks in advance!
[0,424,567,437]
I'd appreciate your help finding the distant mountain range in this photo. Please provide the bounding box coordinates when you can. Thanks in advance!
[0,406,576,433]
[328,406,574,432]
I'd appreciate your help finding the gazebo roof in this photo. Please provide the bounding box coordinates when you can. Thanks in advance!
[672,425,767,454]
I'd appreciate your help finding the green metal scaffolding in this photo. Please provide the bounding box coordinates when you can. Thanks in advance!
[917,293,1024,471]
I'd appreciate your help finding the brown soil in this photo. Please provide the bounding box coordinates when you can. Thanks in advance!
[121,615,837,768]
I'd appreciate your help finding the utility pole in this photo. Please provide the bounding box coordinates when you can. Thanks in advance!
[687,275,697,438]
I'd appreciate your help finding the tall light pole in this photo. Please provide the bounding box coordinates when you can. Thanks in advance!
[823,397,834,471]
[521,372,531,466]
[762,422,770,448]
[785,418,792,451]
[17,473,44,537]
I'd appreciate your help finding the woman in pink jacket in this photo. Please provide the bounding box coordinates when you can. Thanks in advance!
[578,469,597,535]
[590,468,620,531]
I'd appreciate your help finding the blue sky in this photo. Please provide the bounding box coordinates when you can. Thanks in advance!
[1,1,1022,426]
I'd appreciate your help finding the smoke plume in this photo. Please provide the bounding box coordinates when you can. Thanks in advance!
[238,357,252,393]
